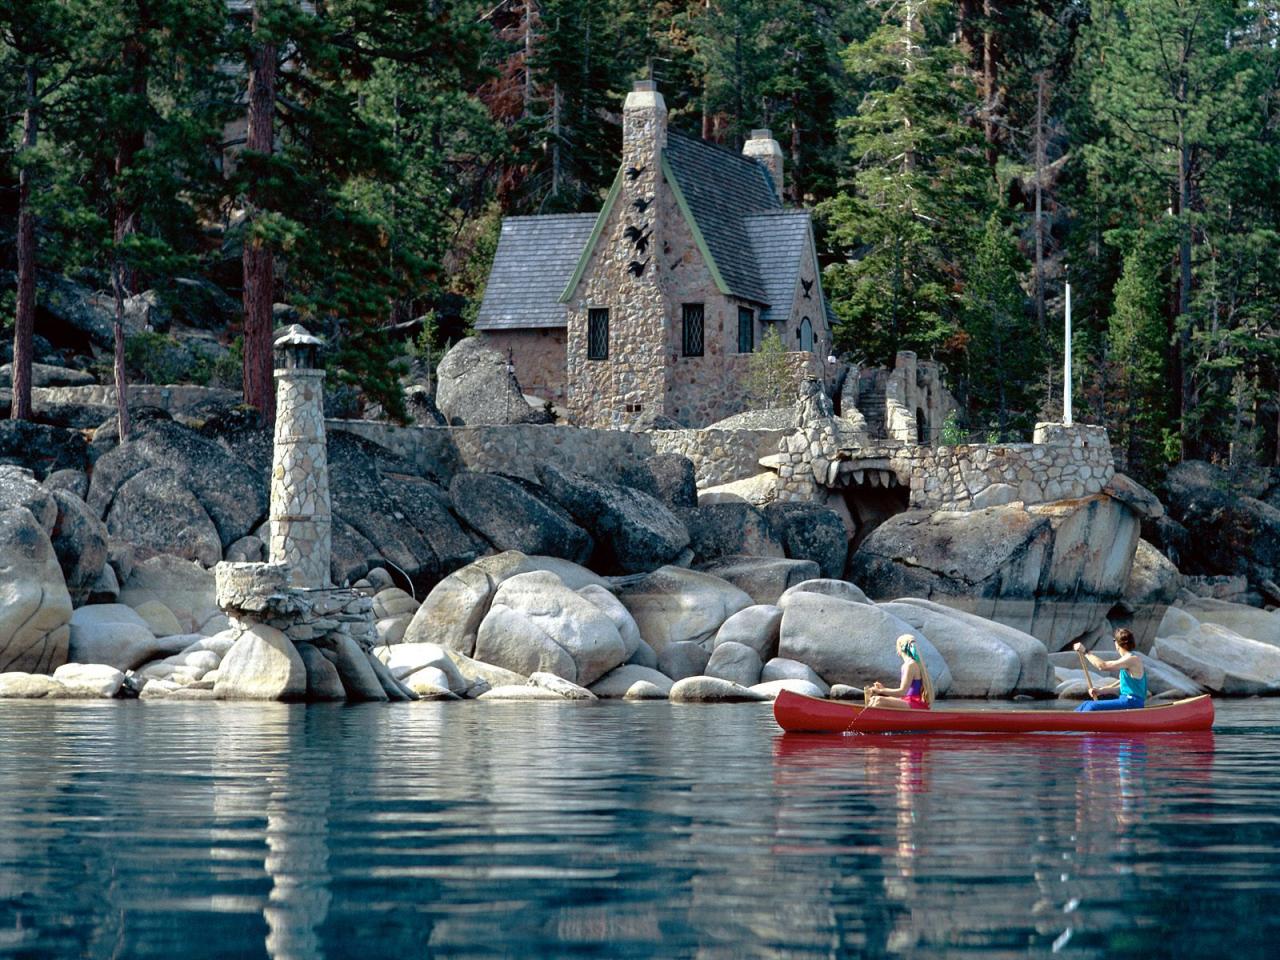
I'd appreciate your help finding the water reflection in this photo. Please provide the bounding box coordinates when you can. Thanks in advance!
[1,700,1277,959]
[771,729,1217,956]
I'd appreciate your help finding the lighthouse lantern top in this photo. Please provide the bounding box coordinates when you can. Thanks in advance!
[274,324,324,370]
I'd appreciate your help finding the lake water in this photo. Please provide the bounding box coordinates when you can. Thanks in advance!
[1,699,1277,959]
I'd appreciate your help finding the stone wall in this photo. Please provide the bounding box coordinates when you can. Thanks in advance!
[477,328,568,404]
[215,562,377,651]
[650,427,787,486]
[36,384,238,416]
[903,423,1114,510]
[661,175,750,426]
[565,85,669,429]
[883,351,956,444]
[768,397,1115,514]
[328,421,655,486]
[780,238,833,361]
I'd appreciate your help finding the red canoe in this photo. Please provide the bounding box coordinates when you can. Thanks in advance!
[773,690,1215,734]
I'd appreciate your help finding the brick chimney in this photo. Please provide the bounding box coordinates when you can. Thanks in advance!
[743,128,784,202]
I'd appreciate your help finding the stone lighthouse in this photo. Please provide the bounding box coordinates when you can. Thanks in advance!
[269,325,331,588]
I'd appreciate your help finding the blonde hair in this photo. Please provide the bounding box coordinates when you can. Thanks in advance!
[897,633,936,705]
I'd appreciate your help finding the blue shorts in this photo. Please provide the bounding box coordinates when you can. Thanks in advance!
[1076,694,1145,712]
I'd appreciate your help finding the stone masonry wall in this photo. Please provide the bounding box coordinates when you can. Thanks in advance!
[650,427,787,486]
[660,168,751,426]
[477,328,568,404]
[565,86,668,428]
[215,562,379,698]
[906,423,1114,510]
[328,421,655,486]
[271,369,331,588]
[771,401,1115,513]
[882,352,955,444]
[781,238,833,361]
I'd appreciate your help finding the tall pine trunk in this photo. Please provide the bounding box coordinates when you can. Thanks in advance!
[111,266,131,441]
[111,26,148,442]
[243,9,277,426]
[11,63,39,423]
[1034,72,1046,344]
[1177,137,1193,458]
[981,0,998,173]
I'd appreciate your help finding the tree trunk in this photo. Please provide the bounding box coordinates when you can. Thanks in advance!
[111,265,131,441]
[243,10,278,426]
[11,63,39,423]
[701,0,712,140]
[1177,139,1193,457]
[111,21,148,440]
[523,0,534,115]
[789,79,801,204]
[551,82,561,198]
[1034,71,1046,344]
[981,0,998,173]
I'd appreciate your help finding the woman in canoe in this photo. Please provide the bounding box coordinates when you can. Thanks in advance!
[865,634,935,710]
[1073,628,1147,711]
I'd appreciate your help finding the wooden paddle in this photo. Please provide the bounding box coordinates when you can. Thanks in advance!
[1076,648,1097,700]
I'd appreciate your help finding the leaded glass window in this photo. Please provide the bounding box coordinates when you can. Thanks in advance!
[682,303,704,357]
[588,308,609,360]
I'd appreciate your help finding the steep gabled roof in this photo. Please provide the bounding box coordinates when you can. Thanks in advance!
[742,210,811,321]
[661,132,781,304]
[476,213,598,330]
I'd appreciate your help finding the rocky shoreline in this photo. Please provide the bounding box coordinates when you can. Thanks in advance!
[2,534,1277,705]
[2,339,1278,706]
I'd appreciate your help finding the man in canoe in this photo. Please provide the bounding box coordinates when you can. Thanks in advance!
[1072,628,1147,711]
[865,634,936,710]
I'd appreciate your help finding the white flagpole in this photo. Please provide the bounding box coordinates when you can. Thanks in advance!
[1064,278,1073,427]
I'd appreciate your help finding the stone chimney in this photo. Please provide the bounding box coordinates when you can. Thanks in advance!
[623,80,667,183]
[743,128,784,202]
[269,325,331,588]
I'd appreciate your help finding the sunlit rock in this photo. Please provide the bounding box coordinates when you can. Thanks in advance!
[778,591,951,693]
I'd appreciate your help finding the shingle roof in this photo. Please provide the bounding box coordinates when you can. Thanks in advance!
[476,214,598,330]
[742,210,812,322]
[663,132,781,304]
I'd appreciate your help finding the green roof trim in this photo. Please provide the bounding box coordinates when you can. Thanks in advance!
[661,153,730,296]
[559,167,624,303]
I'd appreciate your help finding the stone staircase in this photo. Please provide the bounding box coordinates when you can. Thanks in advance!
[857,378,887,439]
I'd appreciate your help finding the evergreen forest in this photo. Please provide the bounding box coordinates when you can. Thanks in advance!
[2,0,1278,487]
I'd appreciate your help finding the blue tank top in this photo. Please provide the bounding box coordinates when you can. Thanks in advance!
[1118,666,1147,701]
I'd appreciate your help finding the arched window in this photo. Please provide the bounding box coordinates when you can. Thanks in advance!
[799,316,813,352]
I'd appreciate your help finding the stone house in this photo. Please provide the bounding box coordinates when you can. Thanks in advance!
[476,81,836,429]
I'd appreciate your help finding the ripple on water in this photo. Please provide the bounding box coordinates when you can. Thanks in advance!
[1,699,1280,957]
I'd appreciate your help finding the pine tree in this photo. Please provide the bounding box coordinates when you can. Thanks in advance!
[745,324,797,407]
[1107,235,1174,477]
[228,0,494,422]
[823,0,990,367]
[961,212,1039,440]
[0,0,88,421]
[39,0,229,438]
[1087,0,1261,458]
